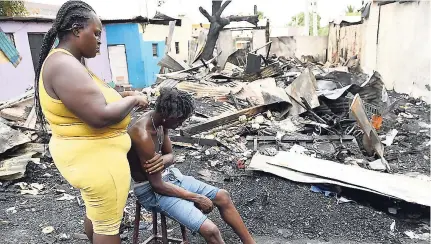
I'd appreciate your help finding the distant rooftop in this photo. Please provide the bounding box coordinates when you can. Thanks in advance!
[0,16,53,23]
[329,16,362,25]
[24,2,59,18]
[0,15,181,26]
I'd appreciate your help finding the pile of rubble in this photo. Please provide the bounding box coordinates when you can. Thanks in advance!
[147,43,431,208]
[0,90,48,182]
[0,43,430,210]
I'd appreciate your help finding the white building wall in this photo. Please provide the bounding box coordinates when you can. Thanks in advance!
[361,1,430,103]
[216,30,235,68]
[360,3,380,74]
[252,29,267,56]
[142,17,192,62]
[270,36,328,62]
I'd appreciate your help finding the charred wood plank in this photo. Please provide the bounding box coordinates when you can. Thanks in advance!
[181,101,289,136]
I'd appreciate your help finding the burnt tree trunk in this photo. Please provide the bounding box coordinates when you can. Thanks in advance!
[199,0,259,61]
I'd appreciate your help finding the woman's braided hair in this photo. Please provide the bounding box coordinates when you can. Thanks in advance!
[156,87,195,121]
[34,0,95,134]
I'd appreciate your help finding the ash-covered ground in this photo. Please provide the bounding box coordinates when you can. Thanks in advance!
[1,92,430,244]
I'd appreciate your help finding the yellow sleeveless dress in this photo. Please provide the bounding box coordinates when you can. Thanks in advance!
[39,49,131,235]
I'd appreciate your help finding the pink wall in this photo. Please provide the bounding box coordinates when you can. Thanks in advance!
[0,21,111,102]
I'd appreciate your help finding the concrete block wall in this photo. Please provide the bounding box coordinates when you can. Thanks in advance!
[270,36,328,63]
[361,1,430,103]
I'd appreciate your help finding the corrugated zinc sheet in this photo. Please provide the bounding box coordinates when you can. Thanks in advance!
[0,28,21,67]
[176,81,243,100]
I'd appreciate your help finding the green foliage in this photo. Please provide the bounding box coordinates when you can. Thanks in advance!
[0,0,27,17]
[346,5,355,13]
[345,4,361,16]
[257,10,264,20]
[318,25,329,36]
[289,12,327,36]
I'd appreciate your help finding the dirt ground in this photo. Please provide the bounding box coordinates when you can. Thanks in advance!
[1,92,430,244]
[1,156,429,244]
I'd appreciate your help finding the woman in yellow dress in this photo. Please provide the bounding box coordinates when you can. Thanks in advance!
[34,1,148,243]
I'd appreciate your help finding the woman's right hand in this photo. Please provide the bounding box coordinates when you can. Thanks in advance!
[133,95,149,108]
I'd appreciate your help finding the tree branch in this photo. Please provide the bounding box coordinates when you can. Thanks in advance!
[227,15,259,26]
[212,0,222,16]
[219,18,230,27]
[216,0,232,19]
[199,6,213,22]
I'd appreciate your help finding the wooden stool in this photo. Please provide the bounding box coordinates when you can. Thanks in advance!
[133,200,188,244]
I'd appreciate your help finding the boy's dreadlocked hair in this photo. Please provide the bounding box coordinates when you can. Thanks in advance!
[34,0,95,134]
[155,87,195,120]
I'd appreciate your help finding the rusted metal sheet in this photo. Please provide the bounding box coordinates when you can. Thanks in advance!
[213,103,238,116]
[157,54,190,71]
[285,68,320,116]
[155,79,180,91]
[176,82,243,100]
[350,94,390,171]
[235,78,292,106]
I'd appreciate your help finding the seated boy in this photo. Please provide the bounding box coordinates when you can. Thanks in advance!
[127,87,255,244]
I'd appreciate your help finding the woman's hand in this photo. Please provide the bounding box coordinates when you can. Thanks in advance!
[120,91,148,108]
[133,95,149,108]
[120,91,142,97]
[191,195,214,214]
[141,153,164,174]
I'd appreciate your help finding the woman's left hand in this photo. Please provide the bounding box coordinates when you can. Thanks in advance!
[141,153,165,174]
[120,91,143,98]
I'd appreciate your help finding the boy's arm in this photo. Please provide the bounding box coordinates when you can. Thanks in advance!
[128,125,213,213]
[160,128,175,168]
[141,128,174,174]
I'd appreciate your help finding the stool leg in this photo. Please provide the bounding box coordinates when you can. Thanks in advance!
[180,225,188,243]
[133,200,141,244]
[152,210,158,236]
[160,214,168,244]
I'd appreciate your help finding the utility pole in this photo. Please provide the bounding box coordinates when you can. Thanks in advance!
[304,0,310,36]
[312,0,318,36]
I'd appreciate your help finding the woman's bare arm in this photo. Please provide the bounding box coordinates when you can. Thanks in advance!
[47,54,140,128]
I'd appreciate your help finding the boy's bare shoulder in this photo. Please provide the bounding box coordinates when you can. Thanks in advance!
[128,115,149,133]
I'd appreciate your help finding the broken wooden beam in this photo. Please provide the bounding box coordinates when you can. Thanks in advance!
[0,107,28,121]
[9,143,46,157]
[0,121,31,155]
[23,106,37,129]
[181,101,289,136]
[0,90,34,110]
[246,135,356,143]
[249,41,272,54]
[0,153,38,181]
[170,136,219,147]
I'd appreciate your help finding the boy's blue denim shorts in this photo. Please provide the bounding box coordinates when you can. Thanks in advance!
[133,167,220,233]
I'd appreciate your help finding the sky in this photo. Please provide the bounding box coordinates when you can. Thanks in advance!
[29,0,364,27]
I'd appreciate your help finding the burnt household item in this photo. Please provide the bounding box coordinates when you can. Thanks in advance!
[245,53,262,74]
[133,200,188,244]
